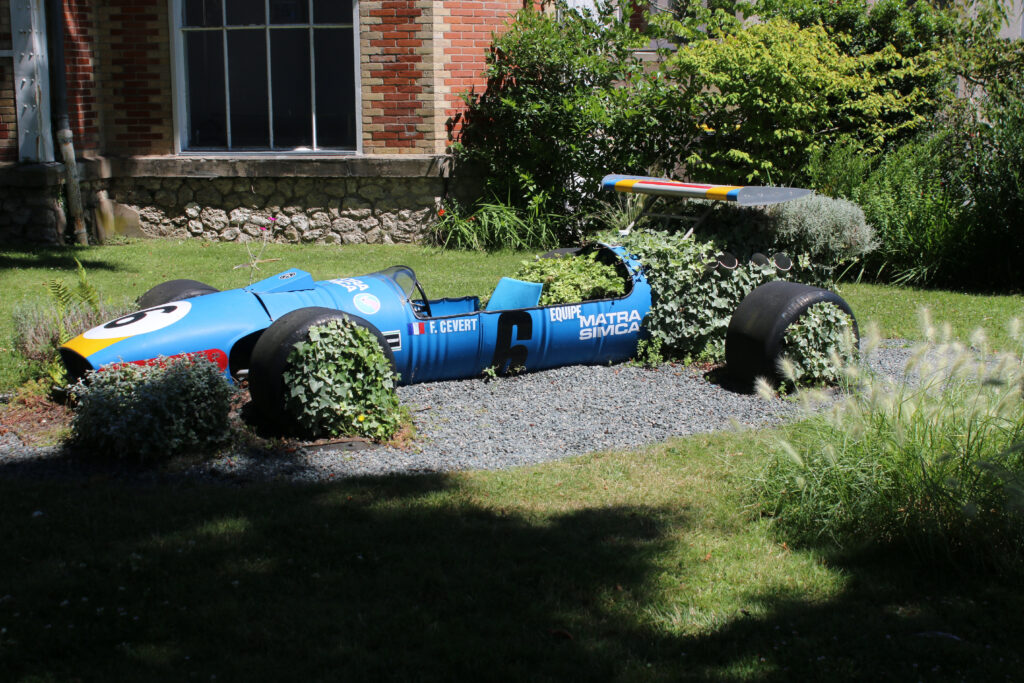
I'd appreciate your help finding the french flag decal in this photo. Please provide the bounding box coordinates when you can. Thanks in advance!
[408,322,427,336]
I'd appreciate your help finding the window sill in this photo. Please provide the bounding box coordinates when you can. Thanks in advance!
[80,154,452,181]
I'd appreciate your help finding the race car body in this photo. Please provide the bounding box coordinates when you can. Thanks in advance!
[59,243,652,385]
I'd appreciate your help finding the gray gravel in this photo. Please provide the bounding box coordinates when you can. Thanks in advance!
[0,341,915,483]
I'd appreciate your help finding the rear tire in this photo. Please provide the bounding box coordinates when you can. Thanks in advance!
[247,307,395,429]
[726,281,857,387]
[137,279,219,308]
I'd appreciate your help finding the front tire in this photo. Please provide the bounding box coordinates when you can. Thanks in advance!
[247,307,396,429]
[137,279,219,308]
[725,281,857,387]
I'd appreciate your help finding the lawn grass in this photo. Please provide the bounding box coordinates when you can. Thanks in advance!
[0,240,530,390]
[3,241,1024,679]
[838,281,1024,352]
[1,432,1021,681]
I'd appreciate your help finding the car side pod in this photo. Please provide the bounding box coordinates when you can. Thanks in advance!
[725,281,858,388]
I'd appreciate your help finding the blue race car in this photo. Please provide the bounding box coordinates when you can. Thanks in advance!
[60,243,659,421]
[60,175,857,428]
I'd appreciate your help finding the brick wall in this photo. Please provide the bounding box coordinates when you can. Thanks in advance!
[362,0,520,154]
[95,0,173,155]
[1,0,518,161]
[436,0,521,148]
[0,0,15,162]
[361,0,434,153]
[64,0,100,155]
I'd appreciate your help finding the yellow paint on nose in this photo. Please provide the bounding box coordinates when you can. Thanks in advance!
[61,334,127,359]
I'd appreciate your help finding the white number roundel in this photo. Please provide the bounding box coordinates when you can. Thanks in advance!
[83,301,192,340]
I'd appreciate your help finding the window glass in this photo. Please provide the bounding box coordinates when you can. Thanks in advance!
[315,28,355,148]
[269,0,309,24]
[228,30,270,147]
[178,0,356,151]
[226,0,264,25]
[314,0,352,24]
[270,29,312,147]
[186,32,226,147]
[184,0,222,27]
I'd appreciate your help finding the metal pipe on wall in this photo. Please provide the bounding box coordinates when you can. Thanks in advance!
[45,0,89,245]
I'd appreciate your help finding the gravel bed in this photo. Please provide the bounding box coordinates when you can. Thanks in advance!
[0,341,915,483]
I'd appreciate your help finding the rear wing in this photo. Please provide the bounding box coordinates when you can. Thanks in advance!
[601,174,810,206]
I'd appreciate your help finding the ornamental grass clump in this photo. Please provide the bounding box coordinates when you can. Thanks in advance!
[70,356,235,462]
[752,313,1024,572]
[282,319,402,441]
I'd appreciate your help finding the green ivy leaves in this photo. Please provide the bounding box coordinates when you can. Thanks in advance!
[780,303,857,386]
[512,251,626,306]
[283,319,402,441]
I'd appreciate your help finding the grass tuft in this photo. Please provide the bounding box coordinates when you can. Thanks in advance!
[751,311,1024,572]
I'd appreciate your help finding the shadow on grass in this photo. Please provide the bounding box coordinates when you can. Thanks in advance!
[1,469,1022,681]
[673,551,1024,680]
[0,472,686,681]
[0,250,126,273]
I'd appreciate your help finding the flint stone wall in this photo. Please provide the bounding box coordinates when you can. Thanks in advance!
[111,175,442,245]
[0,165,66,243]
[0,155,458,245]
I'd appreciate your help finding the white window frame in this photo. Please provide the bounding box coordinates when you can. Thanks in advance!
[169,0,362,154]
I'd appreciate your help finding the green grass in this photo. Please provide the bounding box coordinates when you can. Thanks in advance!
[0,240,530,390]
[2,433,1022,681]
[838,282,1024,351]
[3,241,1024,678]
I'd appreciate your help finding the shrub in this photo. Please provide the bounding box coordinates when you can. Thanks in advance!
[70,356,234,461]
[614,230,779,362]
[282,319,402,441]
[658,18,927,183]
[752,316,1024,572]
[512,251,626,306]
[687,194,877,286]
[451,1,651,234]
[766,195,876,283]
[13,300,134,363]
[956,59,1024,290]
[804,36,1023,289]
[848,129,965,285]
[451,0,992,236]
[778,302,858,386]
[804,137,876,200]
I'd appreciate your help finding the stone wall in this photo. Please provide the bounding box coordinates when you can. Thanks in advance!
[0,155,457,246]
[103,175,444,245]
[0,164,65,242]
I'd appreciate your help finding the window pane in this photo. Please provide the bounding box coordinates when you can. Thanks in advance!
[270,29,312,147]
[314,0,352,24]
[184,0,222,27]
[314,28,355,148]
[269,0,308,24]
[226,0,265,25]
[186,32,227,147]
[228,30,270,147]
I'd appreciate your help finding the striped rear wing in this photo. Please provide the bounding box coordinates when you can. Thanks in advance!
[601,175,811,206]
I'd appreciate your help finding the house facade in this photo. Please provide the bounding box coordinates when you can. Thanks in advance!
[0,0,525,244]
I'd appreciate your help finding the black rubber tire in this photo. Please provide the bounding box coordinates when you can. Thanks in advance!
[247,307,396,428]
[137,279,219,308]
[725,280,858,387]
